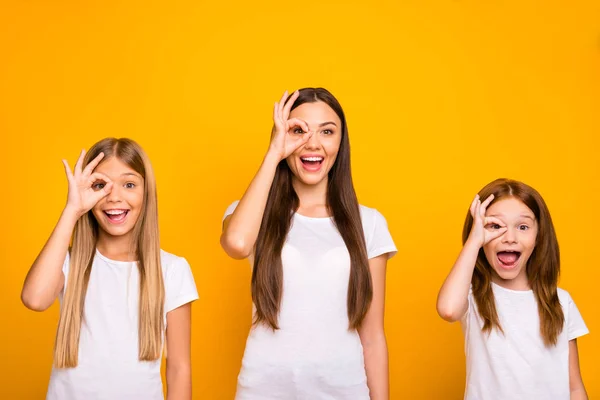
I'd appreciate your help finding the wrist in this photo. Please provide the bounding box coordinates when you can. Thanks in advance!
[264,150,283,166]
[63,205,84,221]
[464,237,483,253]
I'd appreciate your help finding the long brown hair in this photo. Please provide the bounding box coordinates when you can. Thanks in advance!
[462,178,564,346]
[252,88,372,330]
[54,138,165,367]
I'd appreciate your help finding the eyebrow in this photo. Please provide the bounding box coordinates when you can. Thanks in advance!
[121,172,142,178]
[489,214,535,221]
[319,121,337,127]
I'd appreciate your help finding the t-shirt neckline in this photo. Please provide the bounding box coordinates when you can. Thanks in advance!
[293,212,333,221]
[95,248,137,265]
[491,281,533,294]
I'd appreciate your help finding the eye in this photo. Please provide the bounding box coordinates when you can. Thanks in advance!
[125,182,136,189]
[292,127,305,134]
[322,129,333,135]
[518,225,529,231]
[485,223,502,230]
[92,182,106,190]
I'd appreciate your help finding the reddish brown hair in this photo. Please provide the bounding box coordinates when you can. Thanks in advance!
[462,178,564,346]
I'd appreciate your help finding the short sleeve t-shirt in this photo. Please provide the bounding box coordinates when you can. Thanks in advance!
[224,202,397,399]
[46,249,199,400]
[461,283,588,400]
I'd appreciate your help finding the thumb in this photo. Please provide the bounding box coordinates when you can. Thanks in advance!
[300,131,314,144]
[94,181,113,201]
[487,227,507,242]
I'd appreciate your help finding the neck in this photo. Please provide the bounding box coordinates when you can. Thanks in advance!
[491,270,530,291]
[292,176,329,217]
[96,230,137,261]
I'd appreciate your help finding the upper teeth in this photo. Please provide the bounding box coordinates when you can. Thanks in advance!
[302,157,323,161]
[106,210,125,215]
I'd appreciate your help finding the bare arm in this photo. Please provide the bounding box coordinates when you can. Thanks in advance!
[220,90,312,259]
[166,303,193,400]
[21,151,112,311]
[569,339,588,400]
[436,194,506,322]
[21,208,75,311]
[220,152,281,259]
[358,254,389,400]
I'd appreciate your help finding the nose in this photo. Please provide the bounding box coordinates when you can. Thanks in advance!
[501,227,517,244]
[105,184,122,203]
[304,130,322,150]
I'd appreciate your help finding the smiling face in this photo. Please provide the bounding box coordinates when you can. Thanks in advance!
[285,101,343,186]
[91,156,144,239]
[483,197,538,289]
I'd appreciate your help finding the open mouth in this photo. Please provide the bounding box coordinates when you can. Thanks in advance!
[497,250,521,269]
[103,209,129,224]
[300,155,324,171]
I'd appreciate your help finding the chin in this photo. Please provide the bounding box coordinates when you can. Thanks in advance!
[492,263,525,281]
[101,226,135,237]
[298,174,327,186]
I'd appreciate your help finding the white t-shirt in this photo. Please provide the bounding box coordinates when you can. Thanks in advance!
[461,283,589,400]
[47,249,199,400]
[224,201,397,400]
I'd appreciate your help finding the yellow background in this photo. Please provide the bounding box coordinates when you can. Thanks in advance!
[1,1,598,398]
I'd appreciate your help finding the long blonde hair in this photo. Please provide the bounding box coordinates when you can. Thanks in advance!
[54,138,165,368]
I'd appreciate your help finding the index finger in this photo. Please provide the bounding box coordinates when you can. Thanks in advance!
[83,152,105,176]
[282,90,300,120]
[483,216,506,228]
[479,194,495,217]
[287,118,309,133]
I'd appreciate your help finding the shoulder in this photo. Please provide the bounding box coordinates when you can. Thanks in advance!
[359,204,385,225]
[557,287,572,303]
[358,204,390,233]
[160,249,191,274]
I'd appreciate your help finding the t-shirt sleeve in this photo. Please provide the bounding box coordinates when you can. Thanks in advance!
[566,292,589,341]
[61,251,71,295]
[223,200,240,222]
[165,257,199,313]
[461,286,474,331]
[366,209,397,260]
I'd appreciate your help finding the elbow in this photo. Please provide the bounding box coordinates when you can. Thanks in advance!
[21,290,51,312]
[436,302,462,323]
[220,234,252,260]
[167,361,191,379]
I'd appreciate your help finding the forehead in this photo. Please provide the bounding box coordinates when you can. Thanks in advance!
[289,101,341,126]
[93,157,141,179]
[486,197,535,218]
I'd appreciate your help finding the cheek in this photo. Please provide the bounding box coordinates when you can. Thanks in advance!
[92,199,105,214]
[482,244,495,262]
[522,232,538,252]
[124,190,144,210]
[285,157,298,173]
[132,193,144,209]
[325,137,341,155]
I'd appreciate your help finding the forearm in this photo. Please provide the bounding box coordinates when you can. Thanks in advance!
[166,363,192,400]
[221,152,280,258]
[436,239,480,322]
[21,206,79,310]
[363,334,389,400]
[570,388,588,400]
